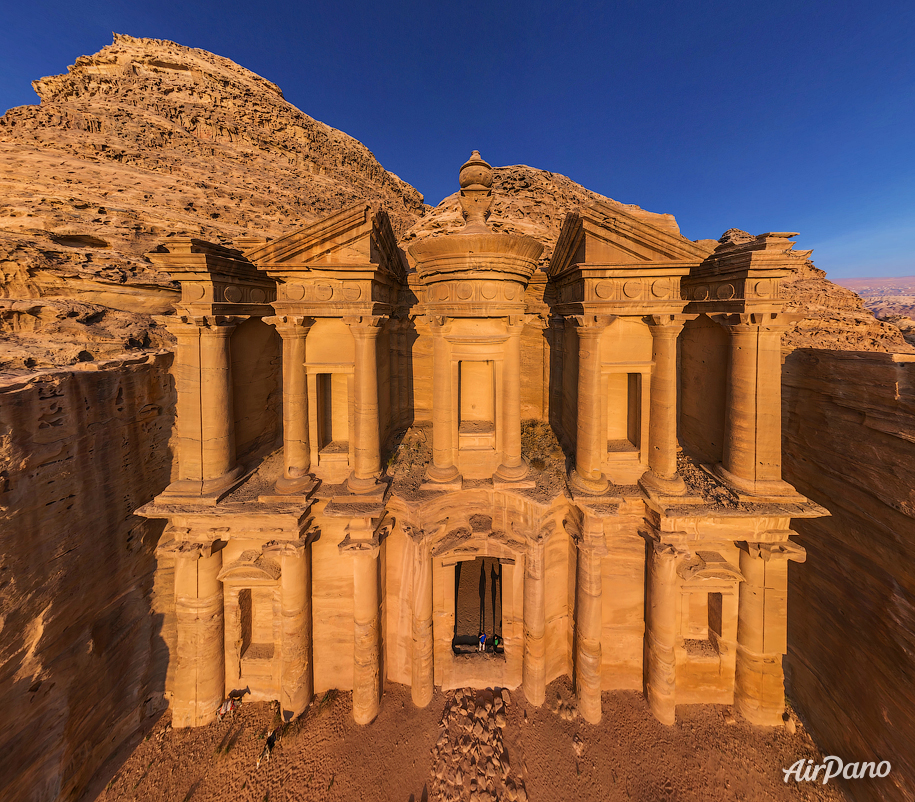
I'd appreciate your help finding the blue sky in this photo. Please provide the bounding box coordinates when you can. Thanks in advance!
[1,0,913,278]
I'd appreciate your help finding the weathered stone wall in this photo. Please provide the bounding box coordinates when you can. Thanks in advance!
[0,352,175,802]
[782,349,915,802]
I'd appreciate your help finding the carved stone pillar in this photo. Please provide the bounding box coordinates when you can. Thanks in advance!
[398,319,413,428]
[645,540,680,725]
[198,318,244,494]
[735,540,804,725]
[341,522,382,725]
[170,541,225,728]
[574,526,603,723]
[427,317,460,483]
[548,316,565,439]
[718,314,793,496]
[495,317,528,481]
[409,527,434,707]
[265,539,313,719]
[570,315,612,494]
[345,316,384,494]
[640,315,686,495]
[167,319,204,488]
[265,316,314,494]
[523,537,546,706]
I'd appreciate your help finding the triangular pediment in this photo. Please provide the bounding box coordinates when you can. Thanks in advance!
[550,200,714,276]
[243,203,406,280]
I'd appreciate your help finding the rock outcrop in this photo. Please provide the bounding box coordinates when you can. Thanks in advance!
[0,34,426,372]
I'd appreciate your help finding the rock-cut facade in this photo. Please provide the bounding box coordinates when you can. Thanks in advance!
[138,153,827,728]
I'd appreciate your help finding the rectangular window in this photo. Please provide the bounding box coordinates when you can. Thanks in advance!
[317,373,349,451]
[607,372,640,451]
[459,361,495,433]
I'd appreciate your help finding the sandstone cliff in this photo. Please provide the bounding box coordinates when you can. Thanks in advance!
[0,34,426,371]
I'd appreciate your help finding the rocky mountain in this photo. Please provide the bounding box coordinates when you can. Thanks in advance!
[0,34,426,371]
[0,34,910,374]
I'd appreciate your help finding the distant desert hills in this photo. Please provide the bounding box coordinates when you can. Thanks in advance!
[0,34,910,372]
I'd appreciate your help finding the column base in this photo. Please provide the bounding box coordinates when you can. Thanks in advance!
[569,468,609,495]
[494,457,530,483]
[424,462,462,486]
[346,472,381,495]
[639,469,686,496]
[735,645,786,725]
[274,474,317,495]
[711,464,807,503]
[158,464,246,505]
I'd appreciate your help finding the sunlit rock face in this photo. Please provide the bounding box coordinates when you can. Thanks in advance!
[0,34,426,371]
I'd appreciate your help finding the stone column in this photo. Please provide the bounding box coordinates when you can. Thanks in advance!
[398,319,413,428]
[199,317,244,495]
[722,317,759,486]
[350,540,382,724]
[171,541,225,728]
[575,534,603,723]
[265,316,314,494]
[166,318,204,489]
[644,540,680,725]
[266,539,313,719]
[345,316,384,494]
[427,317,460,483]
[570,316,611,494]
[523,537,546,706]
[719,314,791,495]
[496,317,528,481]
[548,316,565,438]
[640,315,686,495]
[735,541,803,725]
[410,528,434,707]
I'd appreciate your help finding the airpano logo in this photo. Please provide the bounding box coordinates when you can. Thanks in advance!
[783,756,891,784]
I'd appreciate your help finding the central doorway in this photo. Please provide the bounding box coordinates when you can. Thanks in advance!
[452,556,504,655]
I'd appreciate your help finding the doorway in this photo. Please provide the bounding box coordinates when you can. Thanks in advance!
[452,556,504,655]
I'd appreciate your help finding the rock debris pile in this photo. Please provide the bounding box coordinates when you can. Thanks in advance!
[429,687,528,802]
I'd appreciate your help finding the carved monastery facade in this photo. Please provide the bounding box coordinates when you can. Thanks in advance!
[139,153,826,730]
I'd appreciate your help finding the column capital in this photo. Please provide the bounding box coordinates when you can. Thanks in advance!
[713,311,798,333]
[343,315,387,336]
[156,538,225,560]
[568,313,616,335]
[736,539,806,563]
[645,313,695,333]
[263,314,315,336]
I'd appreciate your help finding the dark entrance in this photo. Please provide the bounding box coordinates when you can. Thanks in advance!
[452,556,504,655]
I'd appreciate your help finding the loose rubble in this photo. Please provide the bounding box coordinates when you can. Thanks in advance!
[428,688,528,802]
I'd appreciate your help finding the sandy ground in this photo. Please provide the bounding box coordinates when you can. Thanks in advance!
[87,677,855,802]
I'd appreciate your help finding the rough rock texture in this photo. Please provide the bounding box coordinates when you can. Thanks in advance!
[783,350,915,802]
[835,276,915,347]
[781,261,913,352]
[0,352,175,802]
[0,34,426,371]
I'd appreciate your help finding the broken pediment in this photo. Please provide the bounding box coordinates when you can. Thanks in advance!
[549,200,713,276]
[243,203,406,281]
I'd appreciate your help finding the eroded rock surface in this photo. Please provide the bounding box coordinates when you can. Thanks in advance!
[0,33,426,371]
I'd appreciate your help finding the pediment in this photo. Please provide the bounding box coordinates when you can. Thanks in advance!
[550,200,714,276]
[243,203,406,280]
